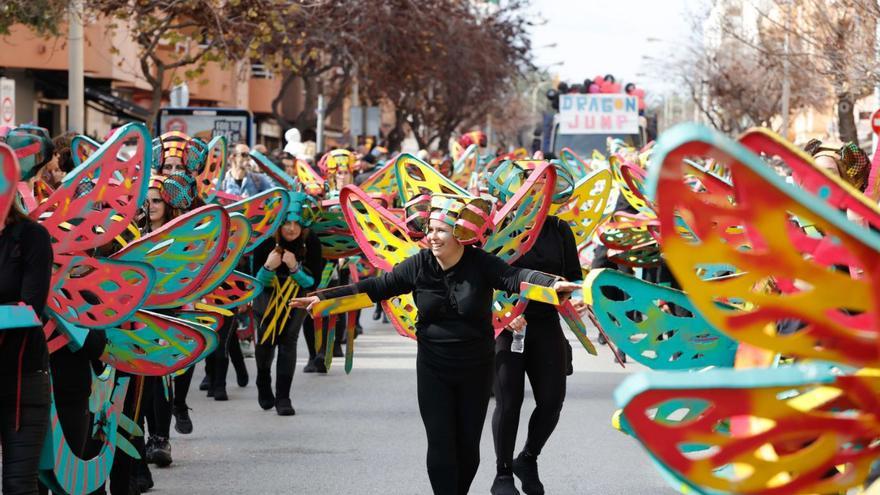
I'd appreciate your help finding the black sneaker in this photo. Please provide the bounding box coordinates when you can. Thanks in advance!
[235,366,249,387]
[275,398,295,416]
[144,436,157,464]
[313,355,327,374]
[199,375,210,391]
[597,333,607,345]
[134,459,153,492]
[172,405,193,435]
[206,387,215,398]
[490,475,520,495]
[303,360,317,373]
[332,344,344,358]
[512,453,544,495]
[213,388,228,401]
[151,436,172,468]
[257,380,275,410]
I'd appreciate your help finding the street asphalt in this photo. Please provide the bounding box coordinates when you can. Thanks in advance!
[154,315,677,494]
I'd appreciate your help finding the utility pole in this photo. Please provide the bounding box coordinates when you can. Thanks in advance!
[781,0,791,139]
[68,0,85,133]
[316,94,325,154]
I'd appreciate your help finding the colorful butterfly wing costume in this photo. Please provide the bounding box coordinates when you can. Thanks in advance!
[610,123,880,495]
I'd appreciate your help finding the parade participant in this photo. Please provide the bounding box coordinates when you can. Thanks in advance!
[35,132,111,495]
[313,148,357,363]
[487,161,584,495]
[0,167,53,495]
[220,143,273,197]
[251,192,323,415]
[804,139,871,192]
[139,174,196,470]
[291,195,579,495]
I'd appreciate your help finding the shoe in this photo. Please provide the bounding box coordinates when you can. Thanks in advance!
[151,436,172,468]
[235,366,249,387]
[355,324,363,337]
[303,360,317,373]
[172,405,193,435]
[618,352,627,364]
[213,387,228,401]
[199,375,210,391]
[144,436,157,464]
[372,306,382,321]
[381,313,389,324]
[275,398,296,416]
[134,460,153,492]
[257,376,275,410]
[597,333,607,345]
[313,355,327,374]
[512,453,544,495]
[490,475,520,495]
[206,387,215,398]
[333,344,344,358]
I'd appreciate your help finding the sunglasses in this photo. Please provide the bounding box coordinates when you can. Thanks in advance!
[235,152,250,157]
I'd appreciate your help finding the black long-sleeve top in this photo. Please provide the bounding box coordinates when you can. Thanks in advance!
[0,220,53,375]
[513,216,582,318]
[320,246,558,367]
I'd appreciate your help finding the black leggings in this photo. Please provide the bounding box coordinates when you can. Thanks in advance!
[1,371,50,495]
[416,352,492,495]
[255,307,306,400]
[492,316,567,468]
[173,367,194,408]
[208,316,246,391]
[141,377,171,438]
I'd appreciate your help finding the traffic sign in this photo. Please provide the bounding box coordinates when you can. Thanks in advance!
[871,108,880,135]
[0,78,15,126]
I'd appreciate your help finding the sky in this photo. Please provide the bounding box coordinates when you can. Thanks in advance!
[526,0,696,98]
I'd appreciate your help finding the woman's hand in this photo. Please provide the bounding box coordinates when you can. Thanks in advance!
[570,299,589,316]
[506,315,526,333]
[264,250,283,271]
[552,280,580,303]
[282,250,298,270]
[289,295,320,311]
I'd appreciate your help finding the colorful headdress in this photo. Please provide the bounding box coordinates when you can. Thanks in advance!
[151,131,206,174]
[488,159,574,204]
[805,138,870,192]
[404,193,494,245]
[2,125,54,181]
[459,131,487,149]
[285,190,316,226]
[321,149,356,176]
[150,172,196,210]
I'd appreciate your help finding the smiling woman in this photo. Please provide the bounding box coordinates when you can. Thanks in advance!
[290,194,579,495]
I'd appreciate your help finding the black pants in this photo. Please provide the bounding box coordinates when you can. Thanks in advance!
[302,316,317,360]
[141,377,171,438]
[254,305,307,401]
[1,371,50,495]
[208,316,246,391]
[109,375,143,495]
[173,366,194,408]
[492,315,567,469]
[416,352,492,495]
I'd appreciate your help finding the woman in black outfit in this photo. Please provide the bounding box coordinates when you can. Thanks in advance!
[0,201,54,495]
[491,215,583,495]
[291,195,578,495]
[251,193,323,415]
[486,160,586,495]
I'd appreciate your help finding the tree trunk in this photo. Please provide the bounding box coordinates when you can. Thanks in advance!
[836,92,859,145]
[387,108,406,152]
[272,71,297,131]
[292,75,319,132]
